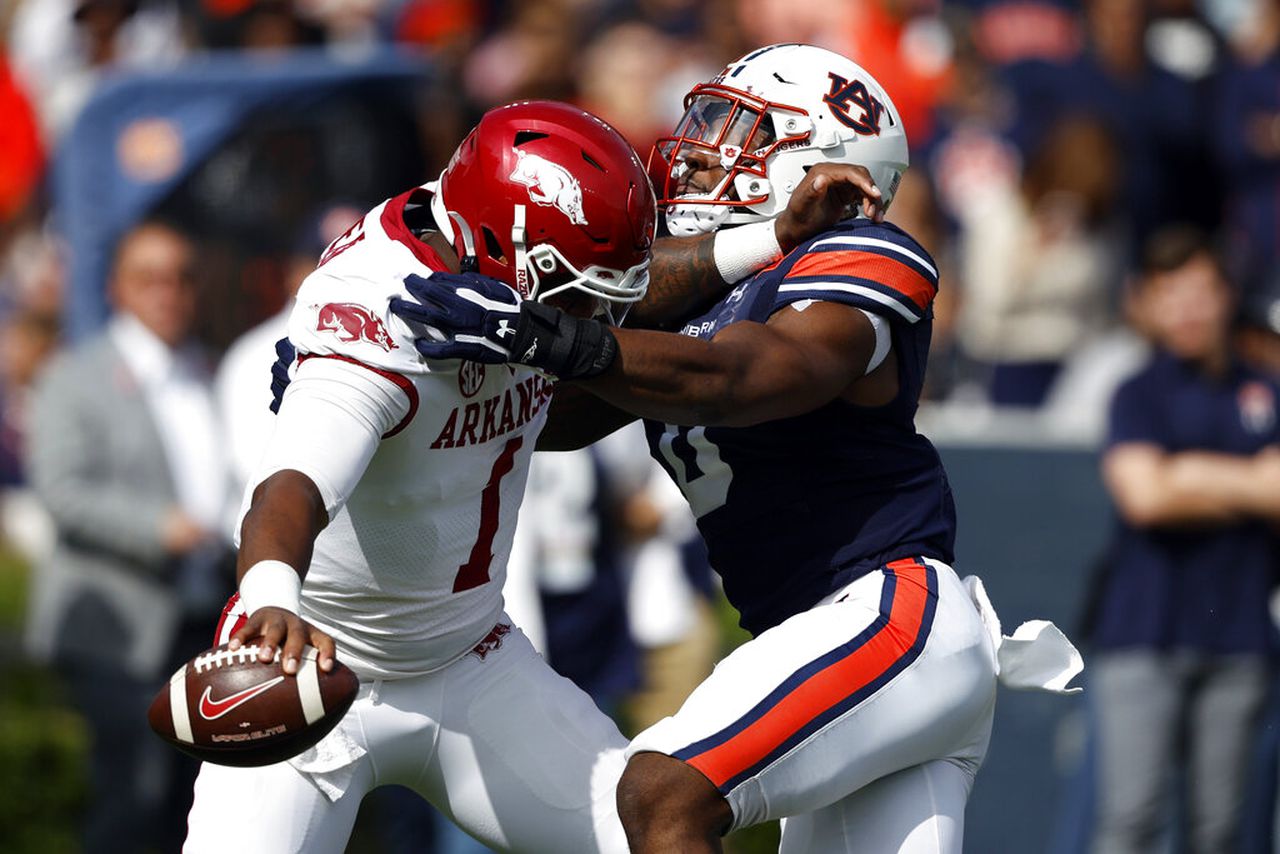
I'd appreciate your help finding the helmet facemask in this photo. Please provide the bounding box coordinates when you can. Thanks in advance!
[649,83,808,236]
[649,46,911,236]
[432,182,647,326]
[509,204,648,326]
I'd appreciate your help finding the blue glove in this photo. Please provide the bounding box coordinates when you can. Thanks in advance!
[269,336,295,414]
[389,272,522,364]
[391,271,619,379]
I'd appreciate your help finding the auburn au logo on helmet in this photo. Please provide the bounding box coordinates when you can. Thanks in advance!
[823,73,888,137]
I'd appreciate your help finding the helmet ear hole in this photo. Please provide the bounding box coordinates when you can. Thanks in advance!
[514,131,549,147]
[481,227,507,263]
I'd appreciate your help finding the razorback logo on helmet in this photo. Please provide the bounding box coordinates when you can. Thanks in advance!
[509,149,588,226]
[823,73,887,136]
[316,303,399,352]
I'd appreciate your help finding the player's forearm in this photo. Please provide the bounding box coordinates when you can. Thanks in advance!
[588,300,876,429]
[624,234,726,330]
[588,331,734,425]
[627,164,883,331]
[236,470,328,585]
[584,326,810,428]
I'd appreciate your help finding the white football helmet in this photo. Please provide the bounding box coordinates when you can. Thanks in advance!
[648,43,909,236]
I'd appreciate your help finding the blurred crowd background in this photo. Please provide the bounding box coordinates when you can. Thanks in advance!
[2,0,1280,852]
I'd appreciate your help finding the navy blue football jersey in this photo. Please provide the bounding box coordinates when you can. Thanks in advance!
[644,218,957,634]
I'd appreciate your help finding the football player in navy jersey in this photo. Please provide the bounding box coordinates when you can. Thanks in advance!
[393,45,1080,854]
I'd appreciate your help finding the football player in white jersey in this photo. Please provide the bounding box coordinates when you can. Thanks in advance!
[391,46,1083,854]
[184,98,885,854]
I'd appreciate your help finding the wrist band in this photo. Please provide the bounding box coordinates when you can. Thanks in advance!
[511,301,618,379]
[713,219,783,285]
[239,560,302,616]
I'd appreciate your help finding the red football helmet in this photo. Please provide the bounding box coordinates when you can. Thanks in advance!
[430,101,656,324]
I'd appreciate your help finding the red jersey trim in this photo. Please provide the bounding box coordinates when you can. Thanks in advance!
[380,189,450,272]
[213,593,246,647]
[297,353,420,439]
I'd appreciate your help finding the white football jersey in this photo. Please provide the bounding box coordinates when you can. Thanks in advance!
[256,188,553,679]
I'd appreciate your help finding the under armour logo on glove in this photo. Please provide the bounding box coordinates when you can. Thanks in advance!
[390,272,523,364]
[390,271,620,380]
[269,337,296,414]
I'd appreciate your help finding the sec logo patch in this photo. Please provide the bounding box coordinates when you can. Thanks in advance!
[459,362,486,398]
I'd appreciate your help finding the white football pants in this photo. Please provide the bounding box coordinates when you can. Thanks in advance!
[184,621,628,854]
[628,558,999,853]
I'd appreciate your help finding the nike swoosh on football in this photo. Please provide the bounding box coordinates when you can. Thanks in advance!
[198,675,286,720]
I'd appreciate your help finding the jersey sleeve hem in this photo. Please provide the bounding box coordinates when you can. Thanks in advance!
[298,353,420,438]
[776,279,924,323]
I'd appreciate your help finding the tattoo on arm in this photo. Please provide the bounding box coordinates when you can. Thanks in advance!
[627,233,726,330]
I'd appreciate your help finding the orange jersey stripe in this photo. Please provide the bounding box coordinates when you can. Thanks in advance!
[786,250,936,311]
[686,560,931,788]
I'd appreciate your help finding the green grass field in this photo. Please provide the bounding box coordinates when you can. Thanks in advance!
[0,548,86,854]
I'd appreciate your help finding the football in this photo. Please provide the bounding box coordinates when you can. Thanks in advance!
[148,642,359,767]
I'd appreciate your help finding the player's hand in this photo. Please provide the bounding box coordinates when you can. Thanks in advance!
[390,272,523,363]
[269,336,296,415]
[774,163,885,252]
[228,606,337,675]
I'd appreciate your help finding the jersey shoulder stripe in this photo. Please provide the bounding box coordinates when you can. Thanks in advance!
[774,223,939,323]
[776,278,924,322]
[809,233,938,280]
[784,246,936,310]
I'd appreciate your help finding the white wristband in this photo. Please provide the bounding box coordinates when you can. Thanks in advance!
[239,560,302,616]
[713,219,783,284]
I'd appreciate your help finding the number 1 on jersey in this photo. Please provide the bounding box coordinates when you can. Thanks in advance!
[453,436,523,592]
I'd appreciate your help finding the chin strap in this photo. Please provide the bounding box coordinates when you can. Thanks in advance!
[429,176,480,270]
[511,204,530,298]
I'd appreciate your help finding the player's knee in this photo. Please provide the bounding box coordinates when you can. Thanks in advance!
[617,752,731,837]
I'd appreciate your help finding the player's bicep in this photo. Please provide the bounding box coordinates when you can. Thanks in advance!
[246,358,412,522]
[636,304,878,427]
[740,300,879,403]
[587,303,880,428]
